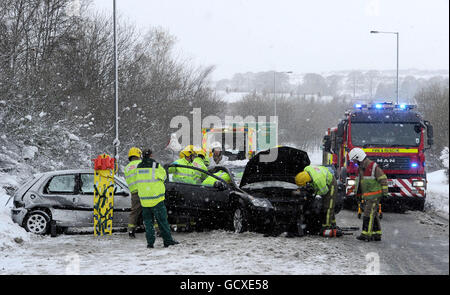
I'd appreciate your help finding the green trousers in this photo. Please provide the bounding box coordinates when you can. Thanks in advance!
[142,201,174,247]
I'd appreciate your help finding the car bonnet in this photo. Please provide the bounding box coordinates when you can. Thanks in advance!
[239,146,311,188]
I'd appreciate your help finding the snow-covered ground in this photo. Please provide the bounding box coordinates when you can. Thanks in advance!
[0,148,448,275]
[425,170,449,218]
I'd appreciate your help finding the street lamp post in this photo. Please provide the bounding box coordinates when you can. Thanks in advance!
[370,30,399,104]
[113,0,120,172]
[274,71,293,117]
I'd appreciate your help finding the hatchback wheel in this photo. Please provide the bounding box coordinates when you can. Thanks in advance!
[24,211,50,235]
[232,207,248,233]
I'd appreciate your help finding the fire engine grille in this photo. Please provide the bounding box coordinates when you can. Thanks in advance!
[367,156,411,170]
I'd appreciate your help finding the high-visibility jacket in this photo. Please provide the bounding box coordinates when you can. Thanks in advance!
[304,166,334,196]
[136,158,167,207]
[202,170,231,186]
[168,157,197,184]
[124,159,141,193]
[356,160,387,200]
[193,157,208,183]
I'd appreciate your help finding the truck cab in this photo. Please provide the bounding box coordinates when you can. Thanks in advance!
[323,102,434,211]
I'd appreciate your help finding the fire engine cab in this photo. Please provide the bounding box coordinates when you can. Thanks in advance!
[322,102,434,211]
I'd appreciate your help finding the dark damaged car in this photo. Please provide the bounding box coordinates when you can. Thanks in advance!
[239,146,342,236]
[163,164,275,233]
[164,146,340,236]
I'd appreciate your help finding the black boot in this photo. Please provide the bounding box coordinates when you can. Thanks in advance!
[356,234,372,241]
[372,234,382,241]
[372,216,382,241]
[128,228,136,238]
[164,240,180,248]
[357,217,372,242]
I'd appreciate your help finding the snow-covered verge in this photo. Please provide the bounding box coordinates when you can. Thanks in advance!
[425,170,449,219]
[0,186,32,250]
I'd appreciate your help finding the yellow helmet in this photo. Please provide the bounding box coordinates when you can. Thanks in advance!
[193,146,206,158]
[295,171,312,187]
[179,145,196,158]
[128,147,142,159]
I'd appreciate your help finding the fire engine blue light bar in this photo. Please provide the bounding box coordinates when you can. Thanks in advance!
[354,104,362,108]
[375,103,383,109]
[411,162,418,168]
[399,104,406,109]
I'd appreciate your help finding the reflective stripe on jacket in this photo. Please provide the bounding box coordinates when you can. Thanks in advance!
[168,158,197,184]
[357,161,385,200]
[304,166,333,196]
[124,159,141,193]
[193,157,208,183]
[136,159,167,207]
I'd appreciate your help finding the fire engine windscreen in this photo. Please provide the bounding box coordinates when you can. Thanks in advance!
[351,123,421,147]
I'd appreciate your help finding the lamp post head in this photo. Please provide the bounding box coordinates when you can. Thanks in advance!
[370,30,379,33]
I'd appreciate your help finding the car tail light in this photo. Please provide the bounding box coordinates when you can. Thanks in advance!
[13,200,25,208]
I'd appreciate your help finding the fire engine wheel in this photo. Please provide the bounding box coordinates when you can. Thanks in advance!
[417,199,425,211]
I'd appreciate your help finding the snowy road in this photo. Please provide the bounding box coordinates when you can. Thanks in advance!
[1,209,448,275]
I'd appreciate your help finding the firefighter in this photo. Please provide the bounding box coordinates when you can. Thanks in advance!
[169,145,197,184]
[209,146,228,167]
[193,147,210,168]
[295,165,339,237]
[124,147,143,238]
[136,149,179,248]
[192,147,209,183]
[201,169,231,186]
[349,148,387,242]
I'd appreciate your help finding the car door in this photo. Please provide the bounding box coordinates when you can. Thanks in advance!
[165,165,203,218]
[111,179,131,226]
[41,173,80,226]
[77,173,130,227]
[198,173,232,214]
[165,165,230,218]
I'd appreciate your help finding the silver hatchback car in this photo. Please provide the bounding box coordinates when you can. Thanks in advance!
[11,169,132,236]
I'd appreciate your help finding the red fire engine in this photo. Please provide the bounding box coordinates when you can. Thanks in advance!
[322,102,434,211]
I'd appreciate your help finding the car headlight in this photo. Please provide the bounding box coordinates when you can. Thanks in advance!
[347,179,356,186]
[412,180,425,187]
[248,196,273,209]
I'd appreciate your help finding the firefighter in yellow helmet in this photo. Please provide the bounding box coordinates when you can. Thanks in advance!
[191,146,209,183]
[295,165,340,237]
[194,147,210,168]
[169,145,197,184]
[124,147,143,238]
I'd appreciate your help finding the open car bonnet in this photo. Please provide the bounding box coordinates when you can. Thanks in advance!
[239,146,311,188]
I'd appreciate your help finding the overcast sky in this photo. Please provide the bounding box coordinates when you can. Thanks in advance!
[91,0,449,80]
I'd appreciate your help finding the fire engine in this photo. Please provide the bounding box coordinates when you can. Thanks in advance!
[322,102,434,211]
[202,126,257,160]
[201,122,278,161]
